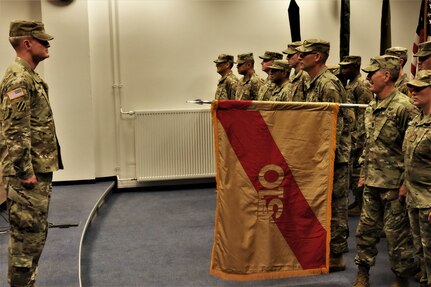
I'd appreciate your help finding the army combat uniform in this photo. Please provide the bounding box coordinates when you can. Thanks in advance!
[403,70,431,286]
[235,72,262,100]
[256,51,283,101]
[344,73,373,213]
[0,21,63,287]
[214,71,238,100]
[281,70,308,102]
[257,78,276,101]
[299,39,354,260]
[355,57,418,280]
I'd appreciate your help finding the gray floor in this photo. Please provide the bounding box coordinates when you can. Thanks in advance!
[81,187,417,287]
[0,181,114,287]
[0,184,419,287]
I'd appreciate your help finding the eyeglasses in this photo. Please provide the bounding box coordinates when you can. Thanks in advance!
[410,86,429,93]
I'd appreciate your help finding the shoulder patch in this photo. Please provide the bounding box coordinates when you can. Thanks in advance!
[7,88,25,100]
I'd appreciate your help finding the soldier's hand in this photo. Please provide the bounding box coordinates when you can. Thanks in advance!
[428,211,431,223]
[20,175,37,189]
[357,177,365,188]
[399,184,407,202]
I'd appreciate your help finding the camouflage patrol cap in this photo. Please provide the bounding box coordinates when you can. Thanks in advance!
[214,54,234,63]
[296,39,330,55]
[414,41,431,57]
[339,55,361,66]
[268,60,290,71]
[385,46,408,59]
[327,64,340,75]
[237,53,254,64]
[362,55,400,73]
[9,20,53,41]
[407,70,431,88]
[259,51,283,60]
[282,41,302,55]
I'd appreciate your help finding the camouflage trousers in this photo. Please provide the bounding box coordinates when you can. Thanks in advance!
[330,164,349,255]
[4,173,53,287]
[408,207,431,285]
[355,186,417,277]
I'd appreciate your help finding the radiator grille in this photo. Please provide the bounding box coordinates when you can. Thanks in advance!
[134,109,215,181]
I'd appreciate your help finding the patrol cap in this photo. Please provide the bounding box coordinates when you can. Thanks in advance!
[362,55,400,73]
[407,70,431,88]
[339,55,361,66]
[237,53,254,64]
[259,51,283,60]
[282,41,302,55]
[327,64,340,75]
[414,41,431,57]
[268,60,290,71]
[214,54,234,63]
[296,39,330,55]
[9,20,53,41]
[385,46,408,60]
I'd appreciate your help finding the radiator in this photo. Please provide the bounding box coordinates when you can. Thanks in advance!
[134,108,215,181]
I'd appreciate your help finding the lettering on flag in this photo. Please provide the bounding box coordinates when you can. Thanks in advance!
[210,100,339,281]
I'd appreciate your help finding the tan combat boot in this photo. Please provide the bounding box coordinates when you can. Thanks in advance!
[329,253,346,272]
[353,265,370,287]
[391,276,409,287]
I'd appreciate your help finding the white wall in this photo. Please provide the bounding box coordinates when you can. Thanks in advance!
[0,0,424,183]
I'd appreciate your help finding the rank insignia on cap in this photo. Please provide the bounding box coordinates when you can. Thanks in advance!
[7,88,25,100]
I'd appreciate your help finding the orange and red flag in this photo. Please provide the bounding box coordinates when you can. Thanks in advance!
[210,100,339,280]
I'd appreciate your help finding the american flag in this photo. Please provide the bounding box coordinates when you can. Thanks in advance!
[411,0,431,78]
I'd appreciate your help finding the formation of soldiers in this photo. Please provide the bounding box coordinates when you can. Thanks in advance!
[213,39,431,287]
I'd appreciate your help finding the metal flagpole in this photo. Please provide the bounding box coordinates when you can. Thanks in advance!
[187,99,368,108]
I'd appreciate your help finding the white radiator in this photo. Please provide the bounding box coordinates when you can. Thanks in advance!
[134,108,215,181]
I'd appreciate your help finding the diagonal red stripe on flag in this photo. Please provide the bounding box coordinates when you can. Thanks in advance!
[216,100,327,269]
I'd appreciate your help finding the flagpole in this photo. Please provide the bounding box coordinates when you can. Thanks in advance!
[425,0,428,38]
[187,99,368,108]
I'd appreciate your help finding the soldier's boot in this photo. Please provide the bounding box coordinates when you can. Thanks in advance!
[353,265,370,287]
[329,253,346,272]
[348,205,361,217]
[414,270,422,282]
[391,276,409,287]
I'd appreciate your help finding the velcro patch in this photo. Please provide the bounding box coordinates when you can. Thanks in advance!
[7,88,25,100]
[16,101,27,112]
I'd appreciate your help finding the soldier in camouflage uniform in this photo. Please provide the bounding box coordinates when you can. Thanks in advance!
[297,39,354,272]
[414,41,431,71]
[235,53,263,100]
[353,55,419,287]
[282,41,308,102]
[256,51,283,101]
[214,54,238,100]
[385,47,410,96]
[266,60,291,101]
[339,56,373,217]
[0,20,63,287]
[402,70,431,287]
